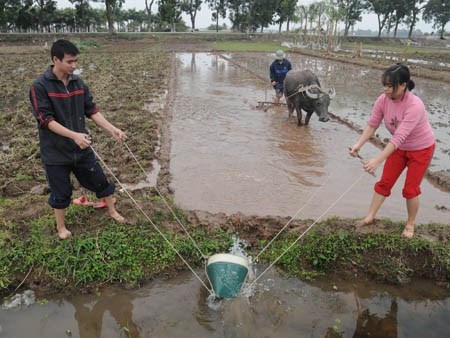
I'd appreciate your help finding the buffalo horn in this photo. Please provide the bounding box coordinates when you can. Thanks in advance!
[305,85,320,99]
[327,87,336,99]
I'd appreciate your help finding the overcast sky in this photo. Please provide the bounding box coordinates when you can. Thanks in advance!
[56,0,434,33]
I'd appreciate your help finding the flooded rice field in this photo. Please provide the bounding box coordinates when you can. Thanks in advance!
[170,52,450,224]
[1,270,449,338]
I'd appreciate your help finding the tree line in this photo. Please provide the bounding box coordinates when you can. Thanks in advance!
[0,0,449,38]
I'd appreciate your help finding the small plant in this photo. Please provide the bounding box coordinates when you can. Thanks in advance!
[332,317,342,332]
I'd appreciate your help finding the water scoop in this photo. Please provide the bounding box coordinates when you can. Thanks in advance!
[206,253,249,298]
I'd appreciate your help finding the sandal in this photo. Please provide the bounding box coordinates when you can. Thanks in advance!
[73,196,94,207]
[93,197,117,209]
[401,224,415,239]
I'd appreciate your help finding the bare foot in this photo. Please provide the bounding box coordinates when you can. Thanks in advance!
[109,211,126,224]
[355,218,374,228]
[401,223,415,239]
[57,227,72,239]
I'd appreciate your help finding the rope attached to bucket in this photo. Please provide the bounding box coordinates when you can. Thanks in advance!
[90,145,214,296]
[243,172,366,293]
[254,174,332,262]
[123,142,208,260]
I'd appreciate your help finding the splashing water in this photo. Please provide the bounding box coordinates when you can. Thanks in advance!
[2,290,36,310]
[228,235,258,298]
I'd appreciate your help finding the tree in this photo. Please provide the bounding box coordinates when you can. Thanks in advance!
[325,0,345,49]
[124,9,148,31]
[297,4,308,34]
[337,0,366,36]
[144,0,155,31]
[391,0,410,37]
[181,0,202,30]
[307,2,319,31]
[366,0,394,37]
[275,0,297,32]
[93,0,124,34]
[227,0,276,33]
[251,0,277,32]
[403,0,424,38]
[158,0,182,32]
[69,0,89,31]
[315,1,327,35]
[227,0,251,32]
[294,4,306,33]
[16,3,38,31]
[0,0,23,32]
[206,0,227,32]
[32,0,56,32]
[423,0,450,39]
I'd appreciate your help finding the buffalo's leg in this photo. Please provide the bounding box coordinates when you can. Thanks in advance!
[305,112,313,125]
[287,99,295,118]
[297,108,303,125]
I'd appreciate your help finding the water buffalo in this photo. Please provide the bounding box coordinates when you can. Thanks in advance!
[283,70,335,125]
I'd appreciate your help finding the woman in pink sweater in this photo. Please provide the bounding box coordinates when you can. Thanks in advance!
[349,63,435,238]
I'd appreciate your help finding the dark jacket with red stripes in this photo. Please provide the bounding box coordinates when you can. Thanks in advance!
[30,66,99,165]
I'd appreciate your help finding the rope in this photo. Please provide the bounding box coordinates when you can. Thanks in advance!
[243,172,366,293]
[89,145,214,296]
[254,173,332,262]
[123,142,208,259]
[285,83,325,100]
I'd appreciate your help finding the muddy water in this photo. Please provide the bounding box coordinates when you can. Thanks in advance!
[1,270,449,338]
[170,53,450,223]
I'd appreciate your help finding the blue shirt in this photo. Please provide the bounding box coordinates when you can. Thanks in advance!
[270,59,292,85]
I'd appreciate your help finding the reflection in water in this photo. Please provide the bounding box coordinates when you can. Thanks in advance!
[0,272,449,337]
[352,298,398,338]
[69,288,141,338]
[191,51,197,72]
[326,296,399,338]
[195,284,222,332]
[274,114,326,186]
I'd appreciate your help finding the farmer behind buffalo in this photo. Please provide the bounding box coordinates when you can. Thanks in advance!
[270,50,292,105]
[30,39,127,239]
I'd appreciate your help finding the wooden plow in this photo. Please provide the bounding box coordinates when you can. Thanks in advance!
[256,101,287,111]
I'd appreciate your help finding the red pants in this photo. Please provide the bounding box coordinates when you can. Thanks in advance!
[375,144,435,199]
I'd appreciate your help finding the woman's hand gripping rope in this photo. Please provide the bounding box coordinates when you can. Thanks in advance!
[348,147,376,177]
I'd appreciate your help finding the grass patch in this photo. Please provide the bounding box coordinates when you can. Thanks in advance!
[259,227,449,283]
[72,39,101,51]
[340,41,448,55]
[212,41,288,52]
[0,212,233,292]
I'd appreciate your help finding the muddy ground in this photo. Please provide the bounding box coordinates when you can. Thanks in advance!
[0,35,449,294]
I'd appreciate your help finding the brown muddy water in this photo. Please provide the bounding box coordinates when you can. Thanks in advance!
[170,52,450,224]
[1,269,449,338]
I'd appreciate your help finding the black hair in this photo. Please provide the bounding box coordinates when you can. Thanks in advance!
[50,39,79,62]
[381,63,415,92]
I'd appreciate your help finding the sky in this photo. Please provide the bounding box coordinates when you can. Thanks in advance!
[56,0,434,33]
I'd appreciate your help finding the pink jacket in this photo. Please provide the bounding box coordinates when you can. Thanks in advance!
[368,91,435,151]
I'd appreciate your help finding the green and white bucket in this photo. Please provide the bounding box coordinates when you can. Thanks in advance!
[206,253,249,298]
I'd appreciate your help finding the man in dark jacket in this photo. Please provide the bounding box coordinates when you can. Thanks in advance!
[30,39,127,239]
[270,50,292,105]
